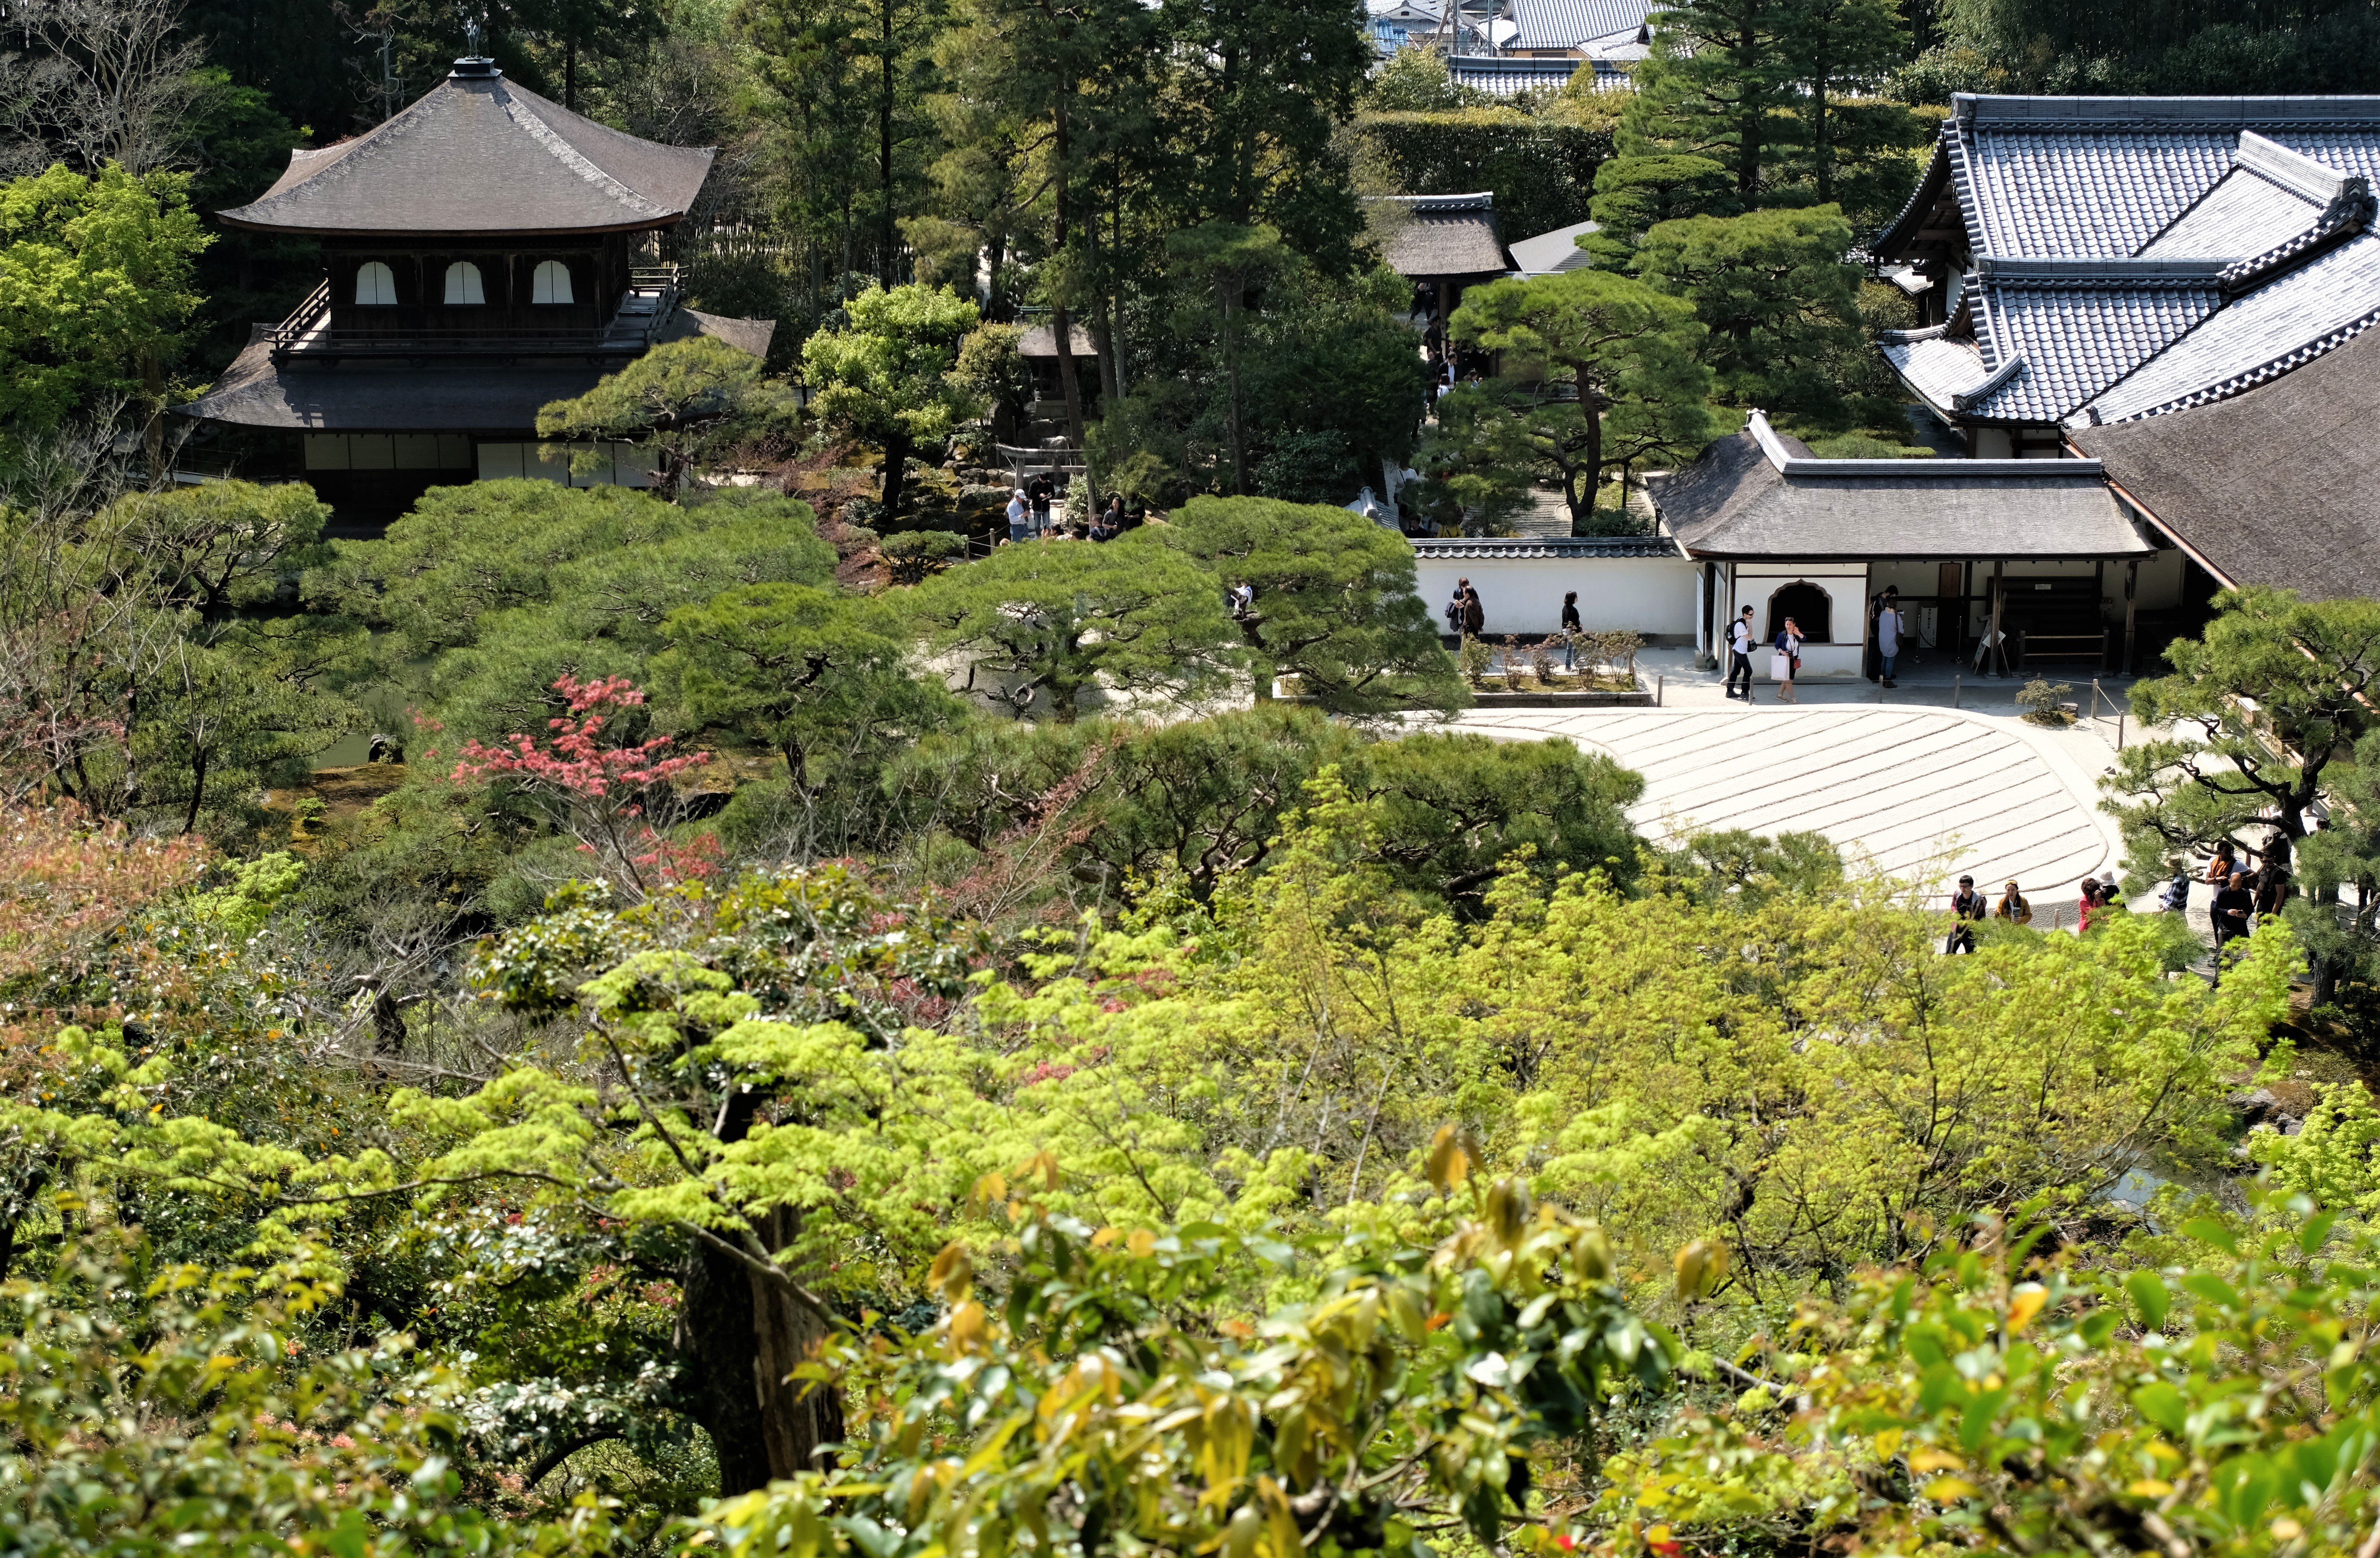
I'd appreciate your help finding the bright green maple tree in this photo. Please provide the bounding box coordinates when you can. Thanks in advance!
[0,163,207,434]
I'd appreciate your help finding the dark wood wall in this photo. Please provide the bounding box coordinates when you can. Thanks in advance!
[323,231,637,336]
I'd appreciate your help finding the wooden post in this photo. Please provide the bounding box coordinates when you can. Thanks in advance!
[1953,674,1960,709]
[1656,674,1664,707]
[2123,559,2139,676]
[1989,561,2007,676]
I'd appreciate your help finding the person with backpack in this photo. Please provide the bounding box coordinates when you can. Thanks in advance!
[1946,875,1987,954]
[1725,607,1755,699]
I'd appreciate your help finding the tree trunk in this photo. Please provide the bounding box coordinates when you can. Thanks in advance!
[879,0,897,287]
[1221,281,1246,495]
[676,1100,846,1495]
[881,430,912,518]
[181,739,206,836]
[1051,90,1086,452]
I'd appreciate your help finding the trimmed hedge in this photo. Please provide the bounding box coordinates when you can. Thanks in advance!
[1355,110,1614,243]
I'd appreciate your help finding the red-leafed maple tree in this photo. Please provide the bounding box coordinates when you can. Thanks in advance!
[441,675,718,899]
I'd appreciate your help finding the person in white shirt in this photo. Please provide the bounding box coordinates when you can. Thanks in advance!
[1725,606,1755,699]
[1006,488,1029,544]
[1875,590,1906,688]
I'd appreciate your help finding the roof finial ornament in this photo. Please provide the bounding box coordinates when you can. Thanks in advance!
[450,14,500,79]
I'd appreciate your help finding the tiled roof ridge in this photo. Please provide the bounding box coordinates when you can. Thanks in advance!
[2094,304,2380,423]
[2235,129,2352,203]
[1409,536,1677,557]
[491,82,670,221]
[1943,116,1987,267]
[2217,179,2374,294]
[1954,92,2380,127]
[1378,190,1498,212]
[1973,256,2232,282]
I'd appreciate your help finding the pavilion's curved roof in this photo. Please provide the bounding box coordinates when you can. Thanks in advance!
[218,62,714,237]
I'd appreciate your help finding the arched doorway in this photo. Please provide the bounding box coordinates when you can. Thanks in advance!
[1765,581,1832,644]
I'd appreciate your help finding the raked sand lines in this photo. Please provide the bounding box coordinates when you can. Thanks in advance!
[1449,708,2115,898]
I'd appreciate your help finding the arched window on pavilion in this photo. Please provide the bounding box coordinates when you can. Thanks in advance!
[530,260,574,304]
[443,261,486,304]
[354,261,397,305]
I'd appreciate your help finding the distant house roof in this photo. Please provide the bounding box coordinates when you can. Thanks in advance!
[1871,95,2380,426]
[1445,55,1632,95]
[1506,0,1650,52]
[2071,321,2380,598]
[1509,219,1599,275]
[1648,412,2152,560]
[217,59,715,237]
[1018,322,1098,357]
[1372,192,1513,277]
[177,309,771,432]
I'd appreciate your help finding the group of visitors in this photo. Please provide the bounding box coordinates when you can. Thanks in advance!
[1723,606,1808,703]
[1942,838,2292,966]
[1004,475,1126,544]
[1942,873,2125,951]
[2195,840,2291,962]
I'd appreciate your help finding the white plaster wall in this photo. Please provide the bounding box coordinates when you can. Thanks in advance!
[1729,566,1867,679]
[1411,553,1698,639]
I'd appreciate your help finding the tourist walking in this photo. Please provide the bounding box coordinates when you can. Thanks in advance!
[1462,583,1486,638]
[1446,579,1470,637]
[1876,592,1906,687]
[1725,607,1755,699]
[2212,869,2255,967]
[1946,874,1987,954]
[1995,880,2031,925]
[2254,859,2291,923]
[1026,471,1055,536]
[1006,486,1029,544]
[2159,863,2192,913]
[1560,591,1582,670]
[1772,617,1804,703]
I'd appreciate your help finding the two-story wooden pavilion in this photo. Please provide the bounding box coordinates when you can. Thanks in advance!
[178,54,772,526]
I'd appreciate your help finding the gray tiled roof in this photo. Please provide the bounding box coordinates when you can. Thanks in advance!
[1880,329,1987,405]
[1507,0,1648,50]
[2073,322,2380,598]
[2087,231,2380,420]
[1965,280,2220,419]
[219,65,714,236]
[1445,55,1630,94]
[1875,95,2380,427]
